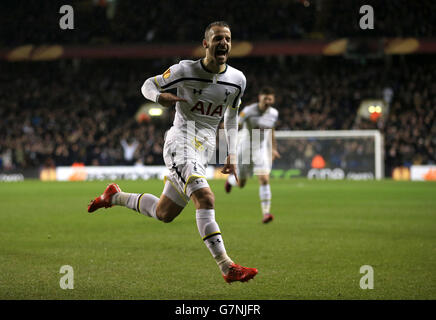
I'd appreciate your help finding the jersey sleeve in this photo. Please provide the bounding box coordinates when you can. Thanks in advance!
[238,107,248,126]
[273,109,279,127]
[153,63,185,91]
[141,63,184,103]
[231,73,246,110]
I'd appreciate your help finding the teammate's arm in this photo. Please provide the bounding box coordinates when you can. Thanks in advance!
[271,128,281,160]
[237,108,247,130]
[141,64,187,107]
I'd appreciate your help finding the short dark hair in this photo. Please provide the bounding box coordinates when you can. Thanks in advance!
[259,86,275,95]
[204,21,230,40]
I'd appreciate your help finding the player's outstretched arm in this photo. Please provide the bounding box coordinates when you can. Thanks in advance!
[141,63,186,107]
[141,77,186,107]
[157,92,187,108]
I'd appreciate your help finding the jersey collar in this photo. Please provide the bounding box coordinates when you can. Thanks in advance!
[200,59,228,74]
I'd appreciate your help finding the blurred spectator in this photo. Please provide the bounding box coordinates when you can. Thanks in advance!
[121,138,139,165]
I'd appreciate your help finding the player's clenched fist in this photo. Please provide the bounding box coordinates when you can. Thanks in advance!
[157,92,187,108]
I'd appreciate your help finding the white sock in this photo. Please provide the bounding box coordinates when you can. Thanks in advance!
[227,174,237,186]
[111,192,138,209]
[138,194,159,219]
[112,192,158,219]
[196,209,233,275]
[259,184,271,215]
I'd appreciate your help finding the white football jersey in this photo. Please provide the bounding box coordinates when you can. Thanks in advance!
[237,103,278,169]
[238,103,279,141]
[152,59,246,135]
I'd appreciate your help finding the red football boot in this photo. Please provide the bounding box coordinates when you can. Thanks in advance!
[223,263,258,284]
[225,179,232,193]
[262,213,274,224]
[88,183,121,213]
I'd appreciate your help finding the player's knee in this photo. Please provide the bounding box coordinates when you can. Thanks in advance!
[192,188,215,209]
[259,176,269,185]
[156,203,182,223]
[199,193,215,209]
[161,215,175,223]
[156,209,176,223]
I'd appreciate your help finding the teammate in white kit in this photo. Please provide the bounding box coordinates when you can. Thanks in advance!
[225,87,280,224]
[87,21,258,283]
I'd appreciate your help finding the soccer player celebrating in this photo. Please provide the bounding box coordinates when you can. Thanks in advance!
[225,87,280,224]
[88,21,257,283]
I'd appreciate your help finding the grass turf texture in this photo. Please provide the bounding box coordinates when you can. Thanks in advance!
[0,179,435,300]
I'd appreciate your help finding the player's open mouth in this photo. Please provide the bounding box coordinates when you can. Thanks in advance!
[216,49,228,58]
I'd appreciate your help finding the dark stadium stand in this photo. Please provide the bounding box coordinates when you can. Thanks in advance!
[1,0,435,46]
[0,0,435,178]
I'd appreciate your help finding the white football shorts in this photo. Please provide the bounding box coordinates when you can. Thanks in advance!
[237,134,273,179]
[162,126,212,206]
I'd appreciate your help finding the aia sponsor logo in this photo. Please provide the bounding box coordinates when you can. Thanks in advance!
[190,101,224,117]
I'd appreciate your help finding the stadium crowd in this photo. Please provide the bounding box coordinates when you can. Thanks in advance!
[1,0,435,46]
[1,55,434,176]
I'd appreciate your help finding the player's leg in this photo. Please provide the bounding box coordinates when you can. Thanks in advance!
[225,161,250,192]
[119,125,187,222]
[257,174,274,223]
[253,141,274,223]
[238,177,247,188]
[226,174,244,192]
[190,184,257,283]
[174,128,257,283]
[154,179,187,222]
[225,137,250,192]
[129,180,187,222]
[88,180,186,222]
[226,174,247,189]
[190,184,233,275]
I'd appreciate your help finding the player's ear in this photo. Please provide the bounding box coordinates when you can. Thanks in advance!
[203,39,209,49]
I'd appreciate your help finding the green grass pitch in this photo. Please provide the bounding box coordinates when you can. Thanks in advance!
[0,178,435,300]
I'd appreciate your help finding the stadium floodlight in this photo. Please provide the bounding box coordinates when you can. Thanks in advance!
[357,99,389,122]
[135,103,167,123]
[148,107,164,116]
[274,130,384,180]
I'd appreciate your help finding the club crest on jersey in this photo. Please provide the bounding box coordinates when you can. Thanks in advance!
[191,101,223,117]
[163,68,171,79]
